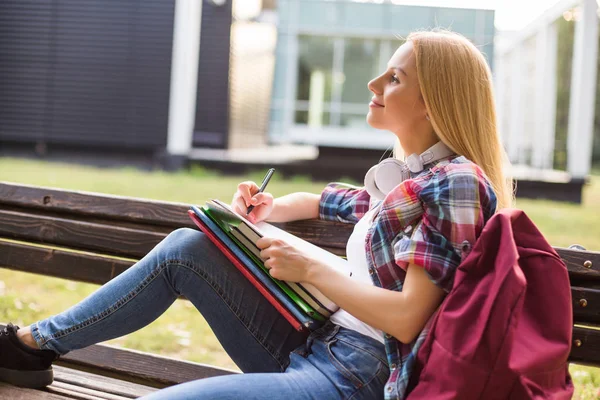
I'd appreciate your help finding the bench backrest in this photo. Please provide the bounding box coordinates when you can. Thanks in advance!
[0,182,599,366]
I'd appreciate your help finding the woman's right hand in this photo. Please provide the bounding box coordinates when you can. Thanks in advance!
[231,181,275,224]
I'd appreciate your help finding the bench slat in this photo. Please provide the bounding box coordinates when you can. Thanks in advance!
[3,182,598,280]
[0,209,349,260]
[0,239,132,285]
[572,286,600,323]
[0,208,169,259]
[0,182,192,228]
[53,366,157,398]
[54,329,600,374]
[556,248,600,281]
[0,382,67,399]
[0,182,351,253]
[570,325,600,366]
[47,381,129,400]
[57,343,237,388]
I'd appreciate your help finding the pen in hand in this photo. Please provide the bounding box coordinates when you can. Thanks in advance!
[247,168,275,216]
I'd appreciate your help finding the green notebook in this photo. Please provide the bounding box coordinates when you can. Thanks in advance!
[201,199,350,317]
[201,204,328,322]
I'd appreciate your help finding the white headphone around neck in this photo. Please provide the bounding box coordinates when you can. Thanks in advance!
[364,141,455,200]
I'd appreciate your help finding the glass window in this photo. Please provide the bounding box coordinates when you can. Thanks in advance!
[341,39,381,105]
[296,36,335,103]
[295,110,331,126]
[340,113,370,130]
[294,36,407,129]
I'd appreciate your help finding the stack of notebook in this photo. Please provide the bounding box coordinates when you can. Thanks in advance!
[188,200,350,332]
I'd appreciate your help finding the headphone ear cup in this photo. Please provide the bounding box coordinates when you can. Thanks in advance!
[375,158,408,195]
[364,165,387,201]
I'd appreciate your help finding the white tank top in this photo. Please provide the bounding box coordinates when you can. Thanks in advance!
[329,206,385,344]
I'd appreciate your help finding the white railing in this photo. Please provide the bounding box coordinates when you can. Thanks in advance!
[494,0,598,179]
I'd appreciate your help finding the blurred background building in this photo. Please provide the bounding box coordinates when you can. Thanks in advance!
[268,0,494,149]
[0,0,598,202]
[0,0,234,167]
[494,0,598,202]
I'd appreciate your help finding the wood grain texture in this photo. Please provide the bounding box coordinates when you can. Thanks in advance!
[0,203,176,234]
[56,343,238,388]
[0,208,168,259]
[3,180,598,277]
[47,380,134,400]
[0,182,195,228]
[557,247,600,281]
[0,240,133,285]
[572,286,600,323]
[53,366,157,398]
[0,382,68,399]
[571,325,600,366]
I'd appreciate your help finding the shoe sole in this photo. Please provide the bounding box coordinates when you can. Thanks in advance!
[0,366,53,388]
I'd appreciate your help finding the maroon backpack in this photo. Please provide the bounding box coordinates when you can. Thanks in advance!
[406,209,574,399]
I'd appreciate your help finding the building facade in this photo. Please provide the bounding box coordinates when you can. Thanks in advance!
[269,0,495,150]
[0,0,233,168]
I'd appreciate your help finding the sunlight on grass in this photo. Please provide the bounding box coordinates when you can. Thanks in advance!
[515,177,600,251]
[1,156,599,385]
[570,365,600,399]
[0,157,329,204]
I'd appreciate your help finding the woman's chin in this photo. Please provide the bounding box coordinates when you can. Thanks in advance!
[366,113,384,130]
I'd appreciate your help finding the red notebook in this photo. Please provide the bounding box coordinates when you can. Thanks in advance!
[188,210,307,333]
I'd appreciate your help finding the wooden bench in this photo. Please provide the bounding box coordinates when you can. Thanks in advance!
[0,181,599,398]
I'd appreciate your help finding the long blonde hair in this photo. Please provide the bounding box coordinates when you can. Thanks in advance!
[394,30,513,209]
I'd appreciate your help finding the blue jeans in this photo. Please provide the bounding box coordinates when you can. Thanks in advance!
[30,228,389,399]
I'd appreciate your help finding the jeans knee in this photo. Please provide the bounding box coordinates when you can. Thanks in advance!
[157,228,212,289]
[166,227,199,242]
[161,227,208,255]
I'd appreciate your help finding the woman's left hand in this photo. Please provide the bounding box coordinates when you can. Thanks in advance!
[256,237,318,283]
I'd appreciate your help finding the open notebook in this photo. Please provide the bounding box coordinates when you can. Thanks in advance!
[189,200,351,328]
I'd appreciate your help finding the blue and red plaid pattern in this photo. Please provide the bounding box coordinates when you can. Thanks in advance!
[319,156,497,399]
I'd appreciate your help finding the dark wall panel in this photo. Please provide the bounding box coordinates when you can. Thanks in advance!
[0,1,53,142]
[193,0,232,149]
[0,0,175,151]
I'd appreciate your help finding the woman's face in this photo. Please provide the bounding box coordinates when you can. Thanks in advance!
[366,42,428,137]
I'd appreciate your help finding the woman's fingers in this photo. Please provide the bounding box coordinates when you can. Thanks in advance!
[232,181,260,216]
[264,258,274,269]
[232,183,274,223]
[251,192,273,206]
[237,181,260,206]
[246,193,275,223]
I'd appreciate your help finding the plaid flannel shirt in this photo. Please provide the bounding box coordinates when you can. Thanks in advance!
[318,156,497,399]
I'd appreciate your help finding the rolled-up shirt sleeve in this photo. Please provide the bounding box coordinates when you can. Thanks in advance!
[319,183,371,224]
[393,165,496,292]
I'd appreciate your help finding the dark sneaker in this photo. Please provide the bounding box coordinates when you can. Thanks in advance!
[0,323,59,388]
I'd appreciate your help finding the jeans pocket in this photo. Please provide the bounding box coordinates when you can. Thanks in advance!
[325,337,387,390]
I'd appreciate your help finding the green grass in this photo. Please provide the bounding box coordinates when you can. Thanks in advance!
[0,157,598,396]
[515,178,600,251]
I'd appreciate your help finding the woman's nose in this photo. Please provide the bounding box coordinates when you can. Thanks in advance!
[368,76,382,95]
